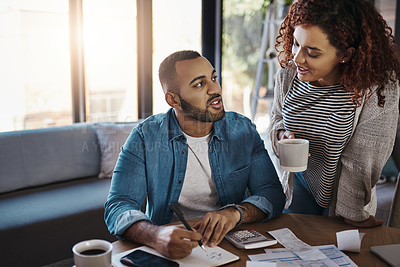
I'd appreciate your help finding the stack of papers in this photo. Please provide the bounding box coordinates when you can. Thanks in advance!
[247,245,357,266]
[246,228,358,266]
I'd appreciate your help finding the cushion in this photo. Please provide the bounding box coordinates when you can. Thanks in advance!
[0,123,100,193]
[94,122,139,178]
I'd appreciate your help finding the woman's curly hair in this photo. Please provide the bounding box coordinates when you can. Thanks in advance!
[276,0,400,107]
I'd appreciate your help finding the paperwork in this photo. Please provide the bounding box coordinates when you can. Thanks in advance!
[113,245,239,267]
[246,228,358,266]
[268,228,326,260]
[247,245,357,266]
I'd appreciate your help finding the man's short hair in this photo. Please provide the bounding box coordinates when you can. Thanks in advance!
[158,50,201,93]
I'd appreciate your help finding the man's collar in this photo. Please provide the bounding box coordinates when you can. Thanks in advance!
[167,109,185,141]
[211,118,224,141]
[167,108,224,142]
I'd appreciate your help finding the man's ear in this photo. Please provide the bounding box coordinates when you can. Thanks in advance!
[340,47,355,64]
[165,91,181,108]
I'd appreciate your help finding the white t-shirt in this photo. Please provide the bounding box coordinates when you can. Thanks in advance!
[173,132,220,221]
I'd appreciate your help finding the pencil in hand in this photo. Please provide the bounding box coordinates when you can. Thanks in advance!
[170,203,206,251]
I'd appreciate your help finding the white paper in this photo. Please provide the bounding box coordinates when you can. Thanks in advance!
[268,228,310,250]
[268,228,327,260]
[246,261,292,266]
[336,229,365,253]
[248,245,358,267]
[112,245,239,267]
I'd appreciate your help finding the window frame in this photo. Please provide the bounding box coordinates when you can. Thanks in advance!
[69,0,222,122]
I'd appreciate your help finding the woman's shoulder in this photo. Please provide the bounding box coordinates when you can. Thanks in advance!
[275,66,297,94]
[276,65,297,80]
[382,79,399,110]
[359,78,399,120]
[371,76,400,106]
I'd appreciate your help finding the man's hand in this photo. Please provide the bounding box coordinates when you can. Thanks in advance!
[192,208,240,247]
[344,215,384,228]
[192,203,266,248]
[123,221,202,260]
[152,225,202,259]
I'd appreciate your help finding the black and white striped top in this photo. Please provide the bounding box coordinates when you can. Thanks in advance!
[282,76,355,207]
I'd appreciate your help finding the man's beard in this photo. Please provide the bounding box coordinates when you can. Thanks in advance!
[179,94,225,122]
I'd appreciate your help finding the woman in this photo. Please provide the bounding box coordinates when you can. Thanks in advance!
[269,0,400,227]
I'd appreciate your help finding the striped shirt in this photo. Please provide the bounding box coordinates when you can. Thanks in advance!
[282,76,355,207]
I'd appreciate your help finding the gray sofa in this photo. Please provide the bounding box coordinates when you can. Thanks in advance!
[0,122,137,267]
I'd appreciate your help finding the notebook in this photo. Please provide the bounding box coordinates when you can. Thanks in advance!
[113,245,239,267]
[371,244,400,267]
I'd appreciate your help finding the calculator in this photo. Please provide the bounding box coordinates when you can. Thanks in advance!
[225,229,277,249]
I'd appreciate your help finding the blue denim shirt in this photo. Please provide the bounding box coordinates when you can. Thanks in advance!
[105,109,285,238]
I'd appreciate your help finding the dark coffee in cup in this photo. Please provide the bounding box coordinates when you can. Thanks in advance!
[81,249,106,255]
[73,239,113,267]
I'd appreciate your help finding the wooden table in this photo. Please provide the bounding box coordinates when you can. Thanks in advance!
[112,213,400,266]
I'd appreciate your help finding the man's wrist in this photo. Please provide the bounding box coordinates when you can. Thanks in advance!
[124,220,158,247]
[219,204,247,226]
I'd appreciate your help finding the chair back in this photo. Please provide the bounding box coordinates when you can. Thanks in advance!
[388,173,400,228]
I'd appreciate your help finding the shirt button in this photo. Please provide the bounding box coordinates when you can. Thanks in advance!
[182,150,186,154]
[178,180,182,184]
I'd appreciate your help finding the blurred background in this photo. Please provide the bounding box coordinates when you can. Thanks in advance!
[0,0,397,134]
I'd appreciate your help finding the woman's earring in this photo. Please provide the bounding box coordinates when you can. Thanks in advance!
[341,60,346,63]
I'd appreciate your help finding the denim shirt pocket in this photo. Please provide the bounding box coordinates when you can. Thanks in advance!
[226,163,251,201]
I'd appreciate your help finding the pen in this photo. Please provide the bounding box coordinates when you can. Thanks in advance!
[170,203,206,251]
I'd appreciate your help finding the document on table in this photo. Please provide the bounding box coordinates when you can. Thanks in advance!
[112,245,239,267]
[268,227,327,260]
[247,228,358,266]
[247,245,358,267]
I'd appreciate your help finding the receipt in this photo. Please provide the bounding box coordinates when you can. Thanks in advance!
[336,229,365,252]
[268,228,327,260]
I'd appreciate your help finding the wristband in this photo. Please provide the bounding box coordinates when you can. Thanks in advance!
[219,203,247,226]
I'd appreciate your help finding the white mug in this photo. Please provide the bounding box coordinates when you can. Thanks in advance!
[72,239,113,267]
[278,138,309,172]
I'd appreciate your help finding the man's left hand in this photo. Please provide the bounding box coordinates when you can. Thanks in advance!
[191,208,240,247]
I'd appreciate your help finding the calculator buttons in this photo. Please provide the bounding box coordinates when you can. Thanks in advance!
[225,230,277,249]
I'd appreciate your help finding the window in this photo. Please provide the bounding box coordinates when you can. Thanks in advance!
[83,0,138,123]
[222,0,266,127]
[152,0,202,115]
[0,0,72,131]
[0,0,203,132]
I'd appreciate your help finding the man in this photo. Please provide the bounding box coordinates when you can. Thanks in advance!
[104,50,285,259]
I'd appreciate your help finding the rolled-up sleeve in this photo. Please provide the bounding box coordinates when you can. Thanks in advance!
[104,126,150,239]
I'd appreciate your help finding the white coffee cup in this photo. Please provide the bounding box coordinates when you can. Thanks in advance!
[278,138,309,172]
[72,239,113,267]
